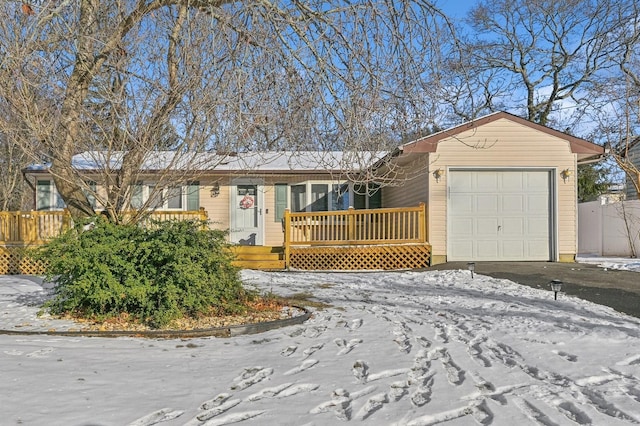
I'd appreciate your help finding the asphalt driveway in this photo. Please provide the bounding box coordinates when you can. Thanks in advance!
[429,261,640,319]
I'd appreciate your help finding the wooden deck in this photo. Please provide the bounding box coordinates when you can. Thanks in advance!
[283,204,431,270]
[0,209,209,275]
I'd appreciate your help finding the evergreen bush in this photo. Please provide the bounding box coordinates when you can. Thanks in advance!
[35,217,251,328]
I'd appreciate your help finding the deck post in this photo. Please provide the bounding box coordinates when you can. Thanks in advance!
[418,202,426,243]
[347,207,355,242]
[283,208,291,269]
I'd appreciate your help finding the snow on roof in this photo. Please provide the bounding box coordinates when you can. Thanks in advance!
[25,150,387,173]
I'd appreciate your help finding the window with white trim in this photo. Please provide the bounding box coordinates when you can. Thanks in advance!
[36,180,65,211]
[130,182,199,210]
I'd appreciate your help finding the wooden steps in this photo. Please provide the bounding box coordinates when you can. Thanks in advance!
[230,246,285,270]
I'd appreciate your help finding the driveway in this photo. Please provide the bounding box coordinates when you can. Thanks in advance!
[429,261,640,319]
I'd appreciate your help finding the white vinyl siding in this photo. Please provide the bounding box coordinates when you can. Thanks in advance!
[426,118,576,261]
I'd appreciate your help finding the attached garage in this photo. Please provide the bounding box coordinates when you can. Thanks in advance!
[383,111,606,264]
[448,169,554,261]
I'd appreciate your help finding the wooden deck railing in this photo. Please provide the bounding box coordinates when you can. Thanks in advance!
[0,208,208,245]
[283,203,427,268]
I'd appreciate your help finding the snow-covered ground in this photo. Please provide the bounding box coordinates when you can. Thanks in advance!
[576,255,640,273]
[1,259,640,426]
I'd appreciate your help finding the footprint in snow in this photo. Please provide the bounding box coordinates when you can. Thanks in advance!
[355,392,389,420]
[552,400,592,425]
[349,318,363,330]
[283,359,319,376]
[304,326,327,338]
[353,360,369,383]
[184,399,241,424]
[335,338,362,356]
[410,375,434,407]
[247,383,294,401]
[394,335,412,353]
[128,408,184,426]
[389,380,409,401]
[302,343,324,358]
[310,388,352,421]
[512,397,558,426]
[200,393,233,410]
[26,347,54,358]
[280,345,297,357]
[197,410,266,426]
[230,367,273,390]
[470,400,493,425]
[415,336,432,349]
[552,350,578,362]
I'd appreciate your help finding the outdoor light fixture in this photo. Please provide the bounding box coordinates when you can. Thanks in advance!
[432,168,444,182]
[210,182,220,197]
[467,262,476,279]
[550,279,563,300]
[560,169,572,183]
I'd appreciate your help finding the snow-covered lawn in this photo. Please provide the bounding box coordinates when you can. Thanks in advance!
[2,265,640,425]
[576,255,640,273]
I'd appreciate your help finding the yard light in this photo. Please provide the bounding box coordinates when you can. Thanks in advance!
[467,262,475,279]
[550,279,563,300]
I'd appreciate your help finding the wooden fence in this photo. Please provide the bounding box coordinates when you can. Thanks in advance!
[0,208,208,274]
[283,203,430,270]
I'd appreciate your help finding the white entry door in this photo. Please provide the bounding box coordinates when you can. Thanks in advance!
[448,170,553,261]
[230,181,263,245]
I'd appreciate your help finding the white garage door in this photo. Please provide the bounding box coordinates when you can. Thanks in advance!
[448,170,553,261]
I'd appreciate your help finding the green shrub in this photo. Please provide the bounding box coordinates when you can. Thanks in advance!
[35,217,251,328]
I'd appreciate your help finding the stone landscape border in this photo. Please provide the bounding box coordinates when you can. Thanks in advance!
[0,306,311,338]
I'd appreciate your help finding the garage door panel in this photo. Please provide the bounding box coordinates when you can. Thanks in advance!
[448,170,552,261]
[451,218,473,235]
[449,172,473,191]
[502,194,525,212]
[476,195,499,214]
[502,240,525,258]
[501,173,525,191]
[527,218,549,236]
[450,194,474,212]
[527,172,549,187]
[528,241,550,257]
[474,240,499,258]
[450,241,473,258]
[476,218,499,236]
[501,217,525,236]
[477,173,499,191]
[527,194,549,212]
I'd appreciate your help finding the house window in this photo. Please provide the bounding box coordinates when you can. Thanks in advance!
[129,182,199,211]
[36,180,65,211]
[85,181,97,209]
[310,184,329,211]
[283,181,381,213]
[291,184,307,212]
[166,186,182,209]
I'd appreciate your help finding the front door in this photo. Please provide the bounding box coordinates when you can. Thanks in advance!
[230,181,263,245]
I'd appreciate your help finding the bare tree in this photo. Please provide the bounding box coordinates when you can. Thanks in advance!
[0,1,455,221]
[461,0,635,128]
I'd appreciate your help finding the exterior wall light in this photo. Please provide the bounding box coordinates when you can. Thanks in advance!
[210,182,220,197]
[560,169,572,183]
[432,168,444,182]
[550,279,563,300]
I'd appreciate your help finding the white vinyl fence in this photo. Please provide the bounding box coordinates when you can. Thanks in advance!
[578,200,640,257]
